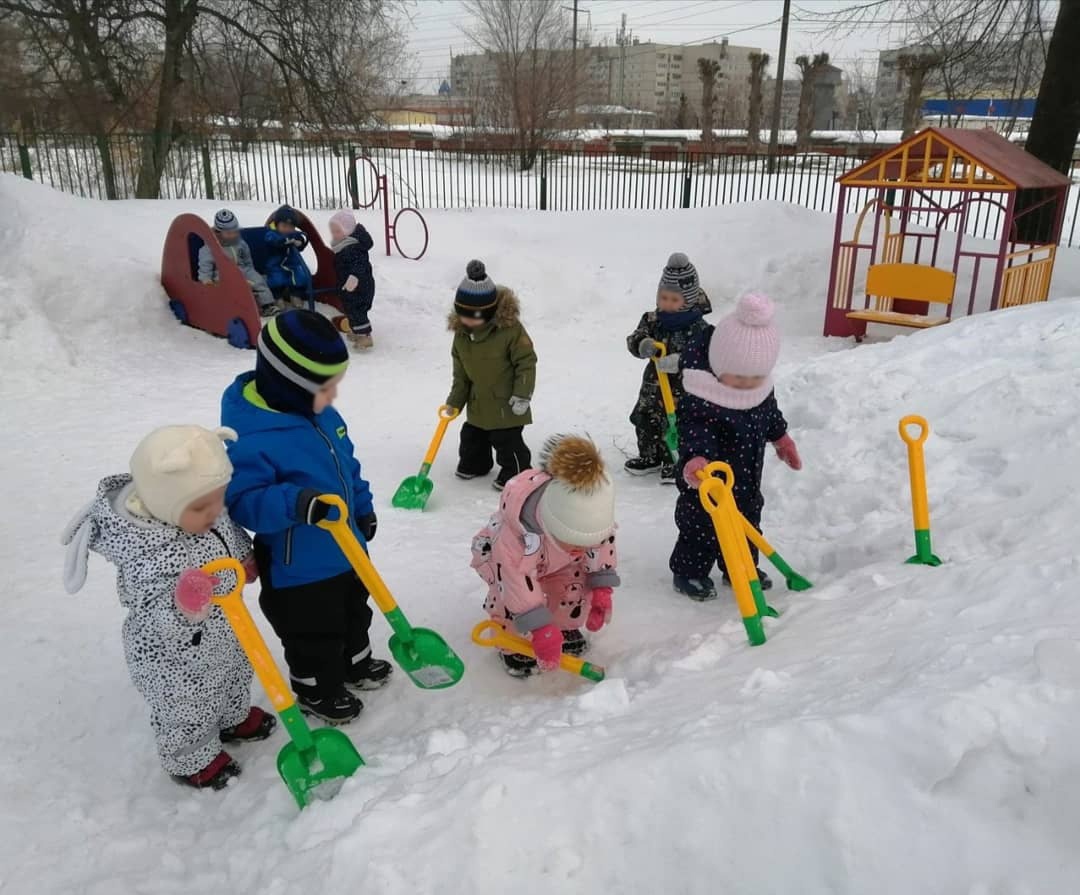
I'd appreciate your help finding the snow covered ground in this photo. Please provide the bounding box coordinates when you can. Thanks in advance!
[2,173,1080,894]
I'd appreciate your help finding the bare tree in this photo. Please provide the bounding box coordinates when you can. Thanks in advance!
[462,0,581,171]
[746,51,769,153]
[794,52,829,152]
[843,59,880,139]
[698,58,721,154]
[674,92,690,129]
[897,50,941,137]
[0,0,411,197]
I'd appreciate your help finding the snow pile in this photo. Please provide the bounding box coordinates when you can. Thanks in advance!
[2,173,1080,894]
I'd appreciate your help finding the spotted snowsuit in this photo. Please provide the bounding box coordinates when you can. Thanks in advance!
[625,302,711,464]
[669,327,788,579]
[62,475,254,777]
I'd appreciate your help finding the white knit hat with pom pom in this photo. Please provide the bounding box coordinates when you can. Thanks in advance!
[538,435,616,547]
[127,425,237,526]
[708,292,780,377]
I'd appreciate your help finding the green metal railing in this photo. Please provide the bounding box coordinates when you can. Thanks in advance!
[2,131,1077,248]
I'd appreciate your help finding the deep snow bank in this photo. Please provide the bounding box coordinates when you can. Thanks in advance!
[1,175,1079,895]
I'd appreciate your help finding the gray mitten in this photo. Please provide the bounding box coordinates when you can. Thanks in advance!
[509,396,531,416]
[655,352,681,374]
[637,337,659,359]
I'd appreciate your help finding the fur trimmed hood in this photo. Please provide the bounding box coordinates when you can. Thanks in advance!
[448,286,522,332]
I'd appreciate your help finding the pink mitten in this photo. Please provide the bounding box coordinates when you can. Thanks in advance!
[174,569,218,622]
[586,587,614,632]
[682,456,709,488]
[530,624,564,672]
[773,434,802,470]
[242,553,259,584]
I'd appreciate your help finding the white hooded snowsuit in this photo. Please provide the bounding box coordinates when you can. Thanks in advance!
[62,475,254,776]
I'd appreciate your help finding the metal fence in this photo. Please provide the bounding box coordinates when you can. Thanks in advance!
[2,131,1077,248]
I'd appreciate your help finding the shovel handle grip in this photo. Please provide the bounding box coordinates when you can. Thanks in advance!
[898,414,930,447]
[203,558,297,716]
[421,406,460,468]
[317,496,410,632]
[651,342,678,417]
[471,621,605,681]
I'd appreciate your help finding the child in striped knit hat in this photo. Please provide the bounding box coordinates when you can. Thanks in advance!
[625,252,712,484]
[669,293,802,602]
[220,310,391,724]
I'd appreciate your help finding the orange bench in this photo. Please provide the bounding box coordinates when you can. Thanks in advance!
[847,263,956,330]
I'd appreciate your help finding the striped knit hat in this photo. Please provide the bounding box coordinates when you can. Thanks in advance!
[213,208,240,232]
[454,260,499,321]
[658,252,701,307]
[255,310,349,415]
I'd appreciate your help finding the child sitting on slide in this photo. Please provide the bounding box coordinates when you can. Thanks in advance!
[198,209,277,317]
[264,205,313,307]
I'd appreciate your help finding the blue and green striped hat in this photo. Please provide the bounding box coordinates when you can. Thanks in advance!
[255,310,349,414]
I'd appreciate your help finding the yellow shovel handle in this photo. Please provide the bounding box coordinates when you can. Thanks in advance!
[698,478,759,619]
[422,405,460,468]
[203,558,295,714]
[899,414,931,530]
[471,620,593,677]
[316,495,399,617]
[651,342,677,416]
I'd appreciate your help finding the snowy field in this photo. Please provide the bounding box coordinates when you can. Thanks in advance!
[2,172,1080,894]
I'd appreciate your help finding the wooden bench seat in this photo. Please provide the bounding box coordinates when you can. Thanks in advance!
[845,309,950,328]
[846,263,956,332]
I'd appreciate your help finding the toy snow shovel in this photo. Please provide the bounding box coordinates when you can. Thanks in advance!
[318,495,465,689]
[202,558,363,809]
[471,620,606,682]
[652,342,680,463]
[392,405,460,510]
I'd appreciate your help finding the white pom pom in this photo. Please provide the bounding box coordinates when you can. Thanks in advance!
[735,292,775,327]
[215,426,239,444]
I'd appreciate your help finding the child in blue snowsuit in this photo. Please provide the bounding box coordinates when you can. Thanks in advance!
[221,310,391,724]
[670,293,802,602]
[264,205,312,305]
[328,210,376,349]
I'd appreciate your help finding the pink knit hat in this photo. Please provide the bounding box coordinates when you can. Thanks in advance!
[708,292,780,377]
[329,210,356,236]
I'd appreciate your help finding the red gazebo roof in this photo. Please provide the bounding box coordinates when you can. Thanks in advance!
[839,127,1071,192]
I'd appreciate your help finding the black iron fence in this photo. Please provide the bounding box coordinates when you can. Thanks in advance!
[2,131,1077,248]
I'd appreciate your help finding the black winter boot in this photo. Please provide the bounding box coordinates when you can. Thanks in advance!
[722,568,773,591]
[344,657,394,692]
[561,629,589,657]
[499,651,537,678]
[673,574,718,602]
[296,687,363,725]
[624,457,662,476]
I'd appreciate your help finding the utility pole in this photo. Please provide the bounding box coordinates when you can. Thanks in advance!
[767,0,791,174]
[572,0,579,123]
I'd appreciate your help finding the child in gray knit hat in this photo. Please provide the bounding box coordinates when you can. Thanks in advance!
[624,252,712,484]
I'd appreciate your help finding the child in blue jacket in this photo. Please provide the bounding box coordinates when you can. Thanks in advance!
[329,210,376,350]
[221,309,390,724]
[264,205,313,306]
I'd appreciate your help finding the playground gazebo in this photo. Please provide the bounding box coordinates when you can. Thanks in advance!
[823,127,1071,339]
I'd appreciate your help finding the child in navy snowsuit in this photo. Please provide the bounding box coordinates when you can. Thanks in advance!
[264,205,312,305]
[670,293,802,602]
[221,310,391,725]
[625,252,712,483]
[328,210,376,350]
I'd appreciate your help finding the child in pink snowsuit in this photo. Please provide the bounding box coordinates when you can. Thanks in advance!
[470,434,618,677]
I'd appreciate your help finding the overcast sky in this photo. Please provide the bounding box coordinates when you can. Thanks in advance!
[404,0,918,92]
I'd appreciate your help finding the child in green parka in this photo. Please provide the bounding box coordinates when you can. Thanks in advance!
[446,260,537,491]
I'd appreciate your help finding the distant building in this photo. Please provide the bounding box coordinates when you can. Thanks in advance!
[372,94,474,128]
[875,41,1044,128]
[764,64,845,132]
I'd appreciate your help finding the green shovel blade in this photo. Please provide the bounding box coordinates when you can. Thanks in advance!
[276,718,364,809]
[389,626,465,690]
[392,473,434,510]
[663,413,679,463]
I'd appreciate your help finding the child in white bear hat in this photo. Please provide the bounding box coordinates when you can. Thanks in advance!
[62,425,275,790]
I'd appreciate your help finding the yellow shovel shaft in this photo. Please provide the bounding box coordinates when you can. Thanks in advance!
[316,495,399,617]
[651,342,677,416]
[203,558,296,715]
[699,479,760,621]
[741,516,773,558]
[471,620,592,677]
[898,414,931,531]
[421,405,460,468]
